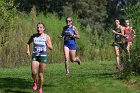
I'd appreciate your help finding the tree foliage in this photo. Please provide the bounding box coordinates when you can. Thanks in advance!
[13,0,107,33]
[106,0,140,26]
[0,0,17,31]
[2,0,139,32]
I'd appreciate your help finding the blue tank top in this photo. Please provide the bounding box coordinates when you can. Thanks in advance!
[33,34,47,56]
[63,25,76,44]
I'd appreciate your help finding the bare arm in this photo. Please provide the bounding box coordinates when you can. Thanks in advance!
[112,26,124,36]
[26,35,33,57]
[58,27,65,38]
[112,30,123,35]
[46,35,53,50]
[121,26,124,36]
[131,27,136,37]
[73,26,80,39]
[132,29,136,35]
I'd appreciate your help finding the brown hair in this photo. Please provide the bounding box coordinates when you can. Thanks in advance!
[37,22,46,31]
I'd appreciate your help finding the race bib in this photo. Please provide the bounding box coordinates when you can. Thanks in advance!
[34,47,46,53]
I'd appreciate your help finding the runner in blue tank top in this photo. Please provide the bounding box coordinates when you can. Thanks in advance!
[26,22,53,93]
[59,17,81,77]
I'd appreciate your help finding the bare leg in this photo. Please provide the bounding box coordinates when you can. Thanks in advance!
[38,63,46,93]
[64,46,70,76]
[69,50,81,65]
[114,46,122,71]
[126,42,131,59]
[31,61,39,90]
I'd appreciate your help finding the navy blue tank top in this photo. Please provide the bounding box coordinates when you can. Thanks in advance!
[114,27,123,42]
[63,25,76,44]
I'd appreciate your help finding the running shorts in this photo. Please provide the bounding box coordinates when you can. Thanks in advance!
[32,56,48,64]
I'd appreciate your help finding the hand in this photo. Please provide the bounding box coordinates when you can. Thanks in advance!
[69,32,74,36]
[124,34,127,37]
[58,35,63,38]
[26,51,31,57]
[112,30,117,34]
[133,34,136,38]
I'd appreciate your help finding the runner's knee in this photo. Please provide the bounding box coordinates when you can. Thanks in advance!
[32,70,38,75]
[116,53,119,57]
[65,57,69,62]
[38,73,44,80]
[70,58,75,62]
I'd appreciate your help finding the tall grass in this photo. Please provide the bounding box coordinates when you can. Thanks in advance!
[131,9,140,74]
[119,4,140,78]
[0,12,92,67]
[0,6,115,67]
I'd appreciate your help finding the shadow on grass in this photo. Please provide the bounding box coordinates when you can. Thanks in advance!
[0,77,32,93]
[4,89,30,93]
[73,62,116,79]
[0,77,56,93]
[74,72,114,79]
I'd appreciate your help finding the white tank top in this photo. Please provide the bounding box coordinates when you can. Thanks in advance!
[33,34,47,56]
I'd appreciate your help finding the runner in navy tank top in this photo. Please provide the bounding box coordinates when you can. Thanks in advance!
[112,19,125,72]
[59,17,81,77]
[26,22,53,93]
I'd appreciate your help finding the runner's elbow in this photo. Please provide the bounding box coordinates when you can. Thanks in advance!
[49,46,53,50]
[77,36,80,39]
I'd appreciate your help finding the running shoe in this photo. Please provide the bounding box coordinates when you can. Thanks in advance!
[32,81,37,90]
[66,72,69,78]
[38,89,43,93]
[76,56,81,65]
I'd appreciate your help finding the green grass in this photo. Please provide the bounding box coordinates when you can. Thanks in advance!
[0,61,140,93]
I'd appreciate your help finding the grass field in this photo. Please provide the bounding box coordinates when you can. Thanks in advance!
[0,61,140,93]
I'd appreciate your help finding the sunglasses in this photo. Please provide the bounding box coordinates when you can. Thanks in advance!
[66,20,72,22]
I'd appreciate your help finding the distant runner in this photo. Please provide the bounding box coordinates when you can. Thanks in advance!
[124,19,136,58]
[59,17,81,77]
[112,19,125,71]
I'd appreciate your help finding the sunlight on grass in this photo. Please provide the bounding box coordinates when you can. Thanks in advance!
[0,61,140,93]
